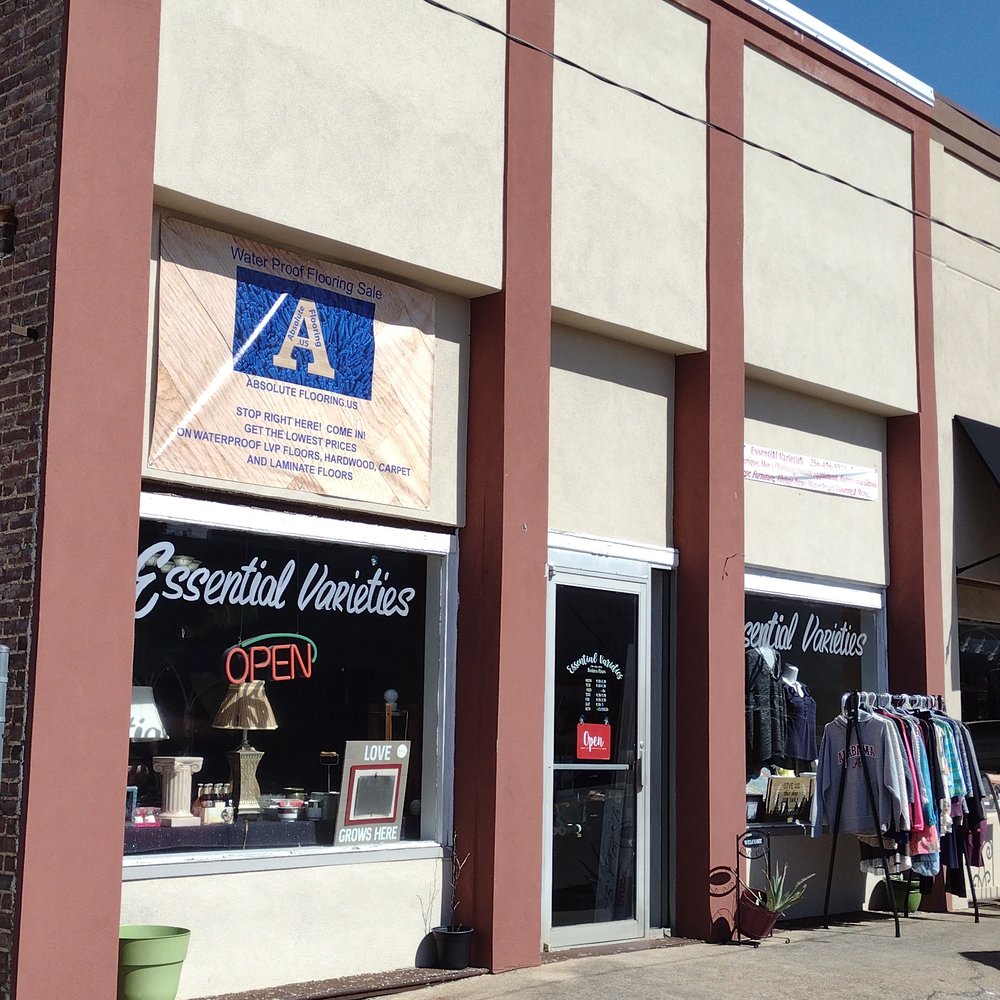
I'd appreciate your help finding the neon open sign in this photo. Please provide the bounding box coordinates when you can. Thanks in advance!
[224,632,318,684]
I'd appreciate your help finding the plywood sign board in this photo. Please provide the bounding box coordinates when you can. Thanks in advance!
[149,218,435,509]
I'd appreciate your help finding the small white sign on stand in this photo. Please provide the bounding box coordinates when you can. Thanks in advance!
[334,740,411,846]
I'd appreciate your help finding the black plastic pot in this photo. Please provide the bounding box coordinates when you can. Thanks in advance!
[431,926,474,969]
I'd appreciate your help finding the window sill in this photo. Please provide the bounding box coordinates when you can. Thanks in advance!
[122,838,444,880]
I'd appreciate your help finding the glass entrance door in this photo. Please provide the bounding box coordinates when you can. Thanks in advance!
[544,568,648,947]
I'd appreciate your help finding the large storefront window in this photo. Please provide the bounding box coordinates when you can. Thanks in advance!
[958,619,1000,772]
[959,620,1000,722]
[744,590,882,823]
[128,509,449,857]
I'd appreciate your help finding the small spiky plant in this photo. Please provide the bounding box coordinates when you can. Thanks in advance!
[758,864,814,914]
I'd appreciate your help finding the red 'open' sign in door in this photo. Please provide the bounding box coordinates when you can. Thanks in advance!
[576,723,611,760]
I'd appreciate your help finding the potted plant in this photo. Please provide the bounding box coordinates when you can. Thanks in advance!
[736,864,813,940]
[886,874,922,914]
[431,843,473,969]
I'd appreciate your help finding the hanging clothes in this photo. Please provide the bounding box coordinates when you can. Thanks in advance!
[925,709,989,896]
[876,708,939,876]
[955,720,990,866]
[745,647,787,778]
[811,709,908,837]
[815,692,990,899]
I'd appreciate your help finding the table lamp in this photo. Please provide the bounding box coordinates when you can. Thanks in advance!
[129,686,169,742]
[128,686,169,798]
[212,680,278,816]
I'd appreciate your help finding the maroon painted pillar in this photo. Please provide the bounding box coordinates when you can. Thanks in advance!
[453,0,553,973]
[14,1,158,997]
[885,123,945,699]
[672,14,747,942]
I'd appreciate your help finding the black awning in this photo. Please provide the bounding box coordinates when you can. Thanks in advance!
[956,415,1000,494]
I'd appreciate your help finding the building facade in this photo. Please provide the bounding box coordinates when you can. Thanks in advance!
[2,0,1000,997]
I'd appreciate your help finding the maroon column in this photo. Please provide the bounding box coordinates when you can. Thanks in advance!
[14,1,158,996]
[672,14,747,941]
[453,0,553,972]
[885,123,945,697]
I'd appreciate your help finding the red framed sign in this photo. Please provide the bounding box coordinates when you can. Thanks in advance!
[576,723,611,761]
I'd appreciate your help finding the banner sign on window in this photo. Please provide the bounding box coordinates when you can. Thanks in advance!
[744,444,878,501]
[149,218,435,510]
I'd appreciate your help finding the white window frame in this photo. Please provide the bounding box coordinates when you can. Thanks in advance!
[744,566,888,693]
[124,491,458,880]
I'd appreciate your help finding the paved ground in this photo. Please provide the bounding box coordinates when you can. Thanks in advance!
[416,909,1000,1000]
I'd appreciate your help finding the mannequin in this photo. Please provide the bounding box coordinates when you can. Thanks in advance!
[782,663,818,767]
[759,646,779,677]
[780,662,804,696]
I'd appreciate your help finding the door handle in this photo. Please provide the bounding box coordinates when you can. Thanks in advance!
[634,752,644,792]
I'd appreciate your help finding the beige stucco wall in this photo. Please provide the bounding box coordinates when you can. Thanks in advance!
[121,856,443,998]
[155,0,505,295]
[769,836,885,918]
[551,0,707,352]
[743,49,917,414]
[931,144,1000,708]
[745,381,887,584]
[549,325,673,547]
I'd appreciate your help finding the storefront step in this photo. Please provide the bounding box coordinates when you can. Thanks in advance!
[191,967,488,1000]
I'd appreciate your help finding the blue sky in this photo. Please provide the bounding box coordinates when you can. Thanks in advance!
[789,0,1000,128]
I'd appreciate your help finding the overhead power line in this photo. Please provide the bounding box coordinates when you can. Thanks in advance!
[420,0,1000,259]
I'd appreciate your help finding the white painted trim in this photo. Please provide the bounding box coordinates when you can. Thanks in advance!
[140,492,457,556]
[122,841,444,880]
[746,0,935,106]
[745,567,884,610]
[547,531,678,570]
[437,539,460,847]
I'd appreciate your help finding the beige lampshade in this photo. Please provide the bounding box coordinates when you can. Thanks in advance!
[130,686,169,741]
[212,680,278,732]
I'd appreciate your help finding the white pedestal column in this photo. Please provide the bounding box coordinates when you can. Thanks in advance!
[153,755,204,827]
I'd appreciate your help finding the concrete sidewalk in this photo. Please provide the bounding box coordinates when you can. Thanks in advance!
[417,909,1000,1000]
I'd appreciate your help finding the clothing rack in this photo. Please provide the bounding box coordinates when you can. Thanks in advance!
[848,691,945,713]
[822,691,901,937]
[821,690,982,933]
[870,691,980,924]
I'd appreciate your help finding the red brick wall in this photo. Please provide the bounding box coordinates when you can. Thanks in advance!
[0,2,65,992]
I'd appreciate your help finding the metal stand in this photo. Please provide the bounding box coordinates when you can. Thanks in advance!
[734,830,790,947]
[821,692,901,938]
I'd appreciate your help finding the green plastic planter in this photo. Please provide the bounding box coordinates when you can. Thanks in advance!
[888,877,922,914]
[118,925,191,1000]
